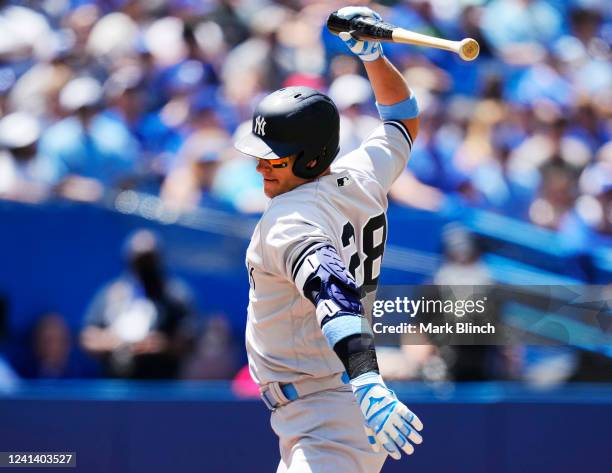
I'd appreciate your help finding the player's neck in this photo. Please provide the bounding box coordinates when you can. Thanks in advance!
[279,167,332,196]
[301,167,332,185]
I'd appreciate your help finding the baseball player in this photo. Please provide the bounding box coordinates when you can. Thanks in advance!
[234,6,422,472]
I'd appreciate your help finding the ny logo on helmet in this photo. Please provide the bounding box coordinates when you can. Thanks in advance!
[254,115,267,136]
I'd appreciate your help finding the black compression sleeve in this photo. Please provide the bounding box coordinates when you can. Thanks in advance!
[333,333,379,379]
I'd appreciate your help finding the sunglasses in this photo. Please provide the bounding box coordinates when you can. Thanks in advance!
[264,157,290,169]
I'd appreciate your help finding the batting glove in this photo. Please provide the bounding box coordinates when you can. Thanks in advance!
[351,372,423,460]
[336,6,384,62]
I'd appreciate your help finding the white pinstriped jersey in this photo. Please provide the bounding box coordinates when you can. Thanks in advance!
[245,121,413,385]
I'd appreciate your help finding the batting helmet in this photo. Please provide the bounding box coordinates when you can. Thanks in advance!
[234,86,340,179]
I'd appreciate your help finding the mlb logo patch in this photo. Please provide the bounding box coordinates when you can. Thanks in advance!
[337,176,351,187]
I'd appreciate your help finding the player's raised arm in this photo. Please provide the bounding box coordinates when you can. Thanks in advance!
[337,6,418,139]
[335,6,419,192]
[362,55,418,141]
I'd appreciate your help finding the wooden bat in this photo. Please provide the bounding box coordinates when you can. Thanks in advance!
[327,11,480,61]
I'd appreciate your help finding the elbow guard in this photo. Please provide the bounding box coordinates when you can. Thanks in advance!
[294,244,363,326]
[293,245,378,378]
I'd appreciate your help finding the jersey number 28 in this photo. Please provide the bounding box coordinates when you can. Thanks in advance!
[341,213,387,292]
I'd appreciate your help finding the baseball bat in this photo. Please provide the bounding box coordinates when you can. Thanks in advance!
[327,11,480,61]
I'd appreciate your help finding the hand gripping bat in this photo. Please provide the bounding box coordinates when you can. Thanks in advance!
[327,11,480,61]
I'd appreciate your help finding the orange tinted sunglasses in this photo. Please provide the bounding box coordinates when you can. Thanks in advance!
[265,157,290,169]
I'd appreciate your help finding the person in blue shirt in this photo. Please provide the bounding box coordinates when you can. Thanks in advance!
[39,77,140,194]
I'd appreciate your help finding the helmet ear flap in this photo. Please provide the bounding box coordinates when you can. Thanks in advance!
[292,150,321,179]
[292,138,340,179]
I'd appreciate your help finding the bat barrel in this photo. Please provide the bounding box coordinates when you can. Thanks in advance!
[458,38,480,61]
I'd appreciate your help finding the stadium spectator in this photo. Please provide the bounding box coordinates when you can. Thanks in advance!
[160,130,228,212]
[434,223,493,286]
[529,159,580,231]
[470,126,537,220]
[80,229,197,379]
[432,224,511,381]
[22,312,84,379]
[0,112,53,202]
[104,66,149,150]
[559,142,612,252]
[38,77,139,201]
[328,73,379,153]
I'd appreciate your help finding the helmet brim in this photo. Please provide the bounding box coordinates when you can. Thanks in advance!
[234,132,299,160]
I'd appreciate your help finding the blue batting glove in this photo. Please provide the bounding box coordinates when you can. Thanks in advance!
[336,6,384,62]
[351,372,423,460]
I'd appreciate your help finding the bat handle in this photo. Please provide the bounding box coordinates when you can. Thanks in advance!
[327,12,394,41]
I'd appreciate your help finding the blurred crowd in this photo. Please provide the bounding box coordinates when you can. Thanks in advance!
[0,0,610,385]
[0,0,609,238]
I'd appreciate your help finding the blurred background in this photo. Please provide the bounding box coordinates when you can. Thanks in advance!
[0,0,610,471]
